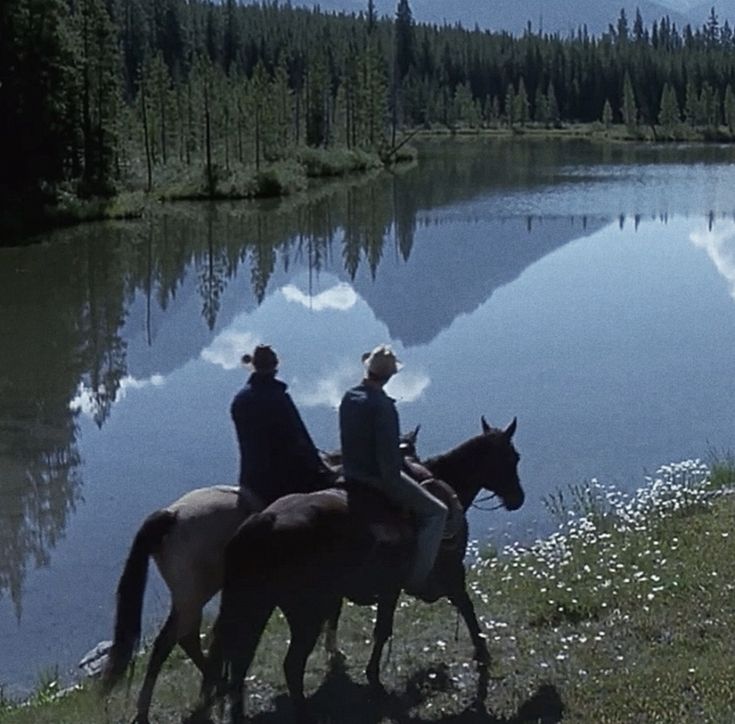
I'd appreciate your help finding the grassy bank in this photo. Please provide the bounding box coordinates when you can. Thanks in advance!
[2,457,735,723]
[156,147,394,202]
[2,145,417,246]
[5,122,732,245]
[0,457,735,724]
[412,121,735,145]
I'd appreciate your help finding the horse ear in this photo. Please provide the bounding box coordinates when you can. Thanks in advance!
[409,424,421,443]
[504,417,517,440]
[481,416,491,434]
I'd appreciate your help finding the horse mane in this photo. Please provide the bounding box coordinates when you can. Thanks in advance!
[424,429,503,472]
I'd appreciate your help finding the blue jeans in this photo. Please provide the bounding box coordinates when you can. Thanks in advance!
[362,472,448,589]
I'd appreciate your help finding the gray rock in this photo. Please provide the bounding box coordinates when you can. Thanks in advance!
[78,640,112,678]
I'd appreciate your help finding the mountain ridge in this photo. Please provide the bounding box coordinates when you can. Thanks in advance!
[266,0,735,35]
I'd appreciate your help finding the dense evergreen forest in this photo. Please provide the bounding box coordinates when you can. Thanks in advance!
[4,0,735,219]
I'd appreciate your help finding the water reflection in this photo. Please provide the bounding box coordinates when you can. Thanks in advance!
[3,140,735,690]
[690,220,735,299]
[0,156,607,613]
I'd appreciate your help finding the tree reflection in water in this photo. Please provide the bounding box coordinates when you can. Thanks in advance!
[0,140,618,612]
[0,169,410,613]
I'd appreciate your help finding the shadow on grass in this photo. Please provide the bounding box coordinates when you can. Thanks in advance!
[185,657,563,724]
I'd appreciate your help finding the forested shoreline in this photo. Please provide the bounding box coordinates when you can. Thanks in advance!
[4,0,735,241]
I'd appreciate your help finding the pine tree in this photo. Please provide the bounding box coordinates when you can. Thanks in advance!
[699,82,717,127]
[514,77,530,127]
[76,0,121,195]
[615,8,629,45]
[602,98,613,129]
[454,82,476,127]
[621,71,637,130]
[684,80,699,126]
[0,0,76,202]
[658,83,680,134]
[505,84,516,127]
[534,86,549,126]
[705,7,719,47]
[306,50,329,147]
[251,61,271,168]
[366,0,377,34]
[395,0,414,81]
[150,52,173,166]
[222,0,239,73]
[272,59,293,154]
[724,85,735,134]
[547,81,560,128]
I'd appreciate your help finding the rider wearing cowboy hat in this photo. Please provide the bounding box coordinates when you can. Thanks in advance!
[339,344,448,593]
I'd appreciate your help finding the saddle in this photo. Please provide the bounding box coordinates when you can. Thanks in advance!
[342,478,464,548]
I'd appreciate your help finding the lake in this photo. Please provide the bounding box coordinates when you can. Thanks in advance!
[2,138,735,694]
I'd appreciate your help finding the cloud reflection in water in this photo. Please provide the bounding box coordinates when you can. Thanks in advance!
[690,220,735,300]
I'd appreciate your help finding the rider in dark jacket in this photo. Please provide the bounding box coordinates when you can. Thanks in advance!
[231,345,329,507]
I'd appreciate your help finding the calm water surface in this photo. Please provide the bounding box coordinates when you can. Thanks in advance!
[2,139,735,692]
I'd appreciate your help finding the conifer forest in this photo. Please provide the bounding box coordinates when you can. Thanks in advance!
[4,0,735,215]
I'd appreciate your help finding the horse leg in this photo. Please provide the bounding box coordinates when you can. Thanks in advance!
[197,598,273,723]
[226,601,275,724]
[133,611,178,724]
[448,584,490,665]
[366,588,401,691]
[323,597,344,664]
[283,603,328,723]
[177,611,206,673]
[136,604,205,722]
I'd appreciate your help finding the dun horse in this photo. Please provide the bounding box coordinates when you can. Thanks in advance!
[201,416,524,724]
[100,429,421,724]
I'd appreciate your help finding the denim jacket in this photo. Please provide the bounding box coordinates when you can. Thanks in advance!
[338,382,403,488]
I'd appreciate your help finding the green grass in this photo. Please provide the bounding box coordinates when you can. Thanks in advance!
[3,457,735,723]
[0,189,149,244]
[50,189,149,223]
[298,147,384,177]
[2,146,392,245]
[157,159,310,201]
[412,121,735,145]
[156,148,384,201]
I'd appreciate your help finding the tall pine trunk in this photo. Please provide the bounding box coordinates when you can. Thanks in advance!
[204,82,213,194]
[140,77,152,192]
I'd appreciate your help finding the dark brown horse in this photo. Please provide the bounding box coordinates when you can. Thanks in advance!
[200,416,523,724]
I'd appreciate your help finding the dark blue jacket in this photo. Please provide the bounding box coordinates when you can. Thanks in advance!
[339,383,402,487]
[231,372,323,504]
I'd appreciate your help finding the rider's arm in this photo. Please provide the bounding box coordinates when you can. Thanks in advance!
[374,399,403,487]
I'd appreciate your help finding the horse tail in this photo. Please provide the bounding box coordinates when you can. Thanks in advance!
[100,509,177,694]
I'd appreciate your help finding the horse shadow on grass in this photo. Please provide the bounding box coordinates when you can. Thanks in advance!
[185,657,563,724]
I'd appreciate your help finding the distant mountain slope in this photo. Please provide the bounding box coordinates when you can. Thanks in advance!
[686,1,735,24]
[269,0,687,35]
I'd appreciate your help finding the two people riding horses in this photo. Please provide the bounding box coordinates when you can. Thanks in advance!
[231,343,447,593]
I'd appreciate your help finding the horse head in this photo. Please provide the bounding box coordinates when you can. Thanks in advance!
[399,424,421,460]
[476,415,524,511]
